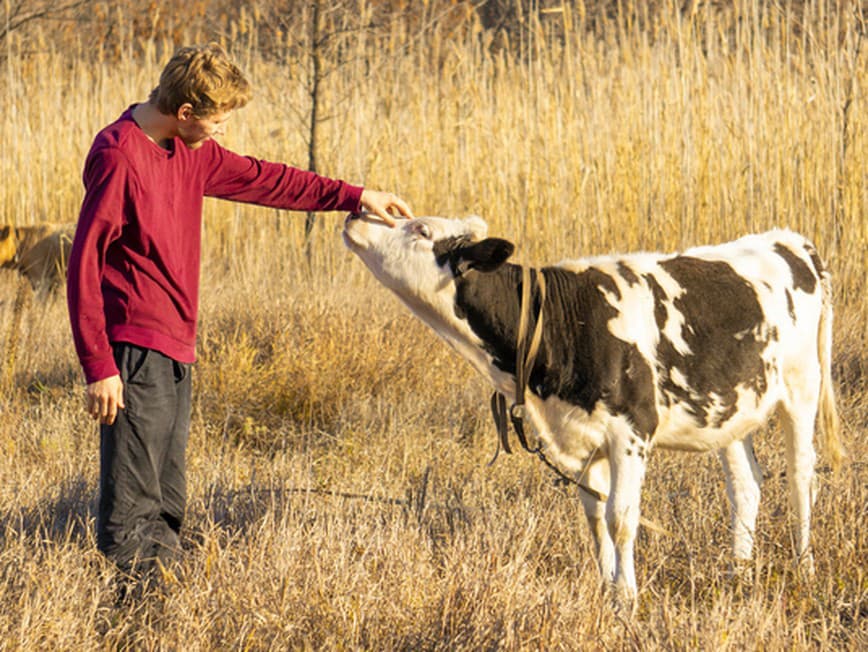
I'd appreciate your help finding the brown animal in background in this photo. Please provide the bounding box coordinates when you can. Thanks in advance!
[0,224,75,290]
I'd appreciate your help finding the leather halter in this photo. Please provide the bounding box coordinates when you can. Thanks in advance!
[488,265,545,461]
[509,264,546,454]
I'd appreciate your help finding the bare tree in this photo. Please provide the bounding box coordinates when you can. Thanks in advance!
[0,0,91,56]
[251,2,469,254]
[251,1,378,253]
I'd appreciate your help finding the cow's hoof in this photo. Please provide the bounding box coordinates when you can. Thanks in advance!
[725,558,755,584]
[612,584,637,617]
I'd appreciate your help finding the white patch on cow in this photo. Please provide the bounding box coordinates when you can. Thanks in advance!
[657,290,693,356]
[668,366,690,393]
[560,253,694,358]
[524,394,610,475]
[601,276,660,366]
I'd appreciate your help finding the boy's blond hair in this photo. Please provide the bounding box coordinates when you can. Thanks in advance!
[149,43,251,117]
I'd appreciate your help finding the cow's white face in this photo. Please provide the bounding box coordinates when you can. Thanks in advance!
[344,211,519,400]
[342,213,490,299]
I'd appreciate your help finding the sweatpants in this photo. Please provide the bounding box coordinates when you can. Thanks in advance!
[97,343,192,577]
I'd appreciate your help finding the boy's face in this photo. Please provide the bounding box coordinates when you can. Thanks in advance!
[176,106,232,149]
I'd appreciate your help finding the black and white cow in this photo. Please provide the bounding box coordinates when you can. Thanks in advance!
[343,214,842,603]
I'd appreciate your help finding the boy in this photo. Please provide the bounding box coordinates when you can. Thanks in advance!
[67,43,412,586]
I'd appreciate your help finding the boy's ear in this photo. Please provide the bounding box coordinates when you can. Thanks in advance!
[454,238,515,275]
[177,103,195,121]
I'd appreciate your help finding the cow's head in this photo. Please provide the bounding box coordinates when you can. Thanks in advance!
[343,213,514,300]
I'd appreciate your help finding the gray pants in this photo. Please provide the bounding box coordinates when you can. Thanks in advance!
[98,343,192,577]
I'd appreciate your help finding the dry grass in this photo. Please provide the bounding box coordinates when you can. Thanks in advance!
[0,1,865,649]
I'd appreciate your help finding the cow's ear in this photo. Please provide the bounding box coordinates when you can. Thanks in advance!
[456,238,514,274]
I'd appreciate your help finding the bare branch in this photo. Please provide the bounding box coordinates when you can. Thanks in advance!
[0,0,91,46]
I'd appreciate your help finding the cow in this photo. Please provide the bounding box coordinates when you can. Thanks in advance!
[342,213,843,607]
[0,224,74,290]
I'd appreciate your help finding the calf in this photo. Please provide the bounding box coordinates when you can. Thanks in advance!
[343,214,842,604]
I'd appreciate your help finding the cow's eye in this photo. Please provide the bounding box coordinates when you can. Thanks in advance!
[416,223,432,240]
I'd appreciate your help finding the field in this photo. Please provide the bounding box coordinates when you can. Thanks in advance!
[0,1,865,649]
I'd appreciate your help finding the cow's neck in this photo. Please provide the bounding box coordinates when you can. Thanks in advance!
[453,263,526,380]
[454,264,650,422]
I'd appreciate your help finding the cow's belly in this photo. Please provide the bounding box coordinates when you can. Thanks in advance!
[652,393,779,452]
[524,371,786,461]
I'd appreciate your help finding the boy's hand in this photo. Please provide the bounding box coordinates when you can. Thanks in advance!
[86,374,125,425]
[359,189,414,226]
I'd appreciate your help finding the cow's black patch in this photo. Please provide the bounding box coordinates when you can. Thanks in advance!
[434,235,475,269]
[453,264,658,438]
[643,273,668,330]
[804,243,825,281]
[785,289,796,322]
[590,267,621,301]
[657,256,769,428]
[773,243,816,293]
[617,262,640,286]
[435,236,514,276]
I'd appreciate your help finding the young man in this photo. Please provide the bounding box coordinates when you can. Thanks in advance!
[67,43,412,584]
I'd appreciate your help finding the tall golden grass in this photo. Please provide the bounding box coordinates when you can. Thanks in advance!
[0,1,865,648]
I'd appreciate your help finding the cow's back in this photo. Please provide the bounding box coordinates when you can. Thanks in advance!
[573,229,827,451]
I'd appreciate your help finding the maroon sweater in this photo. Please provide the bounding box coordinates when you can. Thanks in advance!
[68,106,363,384]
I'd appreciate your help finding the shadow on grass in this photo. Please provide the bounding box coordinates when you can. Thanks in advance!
[193,466,475,550]
[0,474,95,547]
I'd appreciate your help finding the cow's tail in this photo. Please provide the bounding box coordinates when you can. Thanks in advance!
[814,248,844,472]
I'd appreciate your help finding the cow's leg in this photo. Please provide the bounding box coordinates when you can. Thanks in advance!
[577,457,614,583]
[719,435,764,563]
[606,424,648,606]
[779,403,819,574]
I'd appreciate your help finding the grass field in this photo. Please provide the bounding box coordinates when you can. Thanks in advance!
[0,2,865,649]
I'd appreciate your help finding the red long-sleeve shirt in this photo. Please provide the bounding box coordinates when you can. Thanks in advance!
[68,106,363,384]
